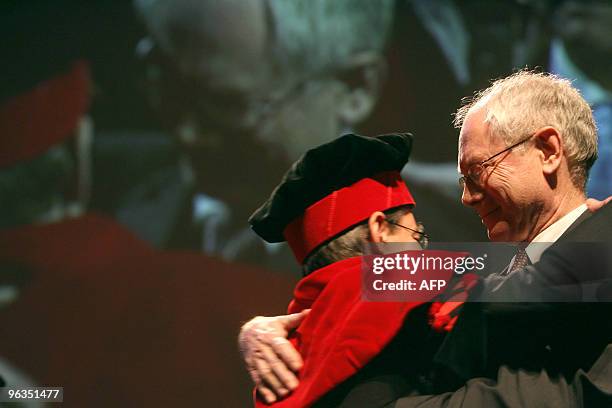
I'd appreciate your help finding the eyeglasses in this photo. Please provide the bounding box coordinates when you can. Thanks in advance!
[139,36,335,130]
[386,221,430,249]
[459,132,535,189]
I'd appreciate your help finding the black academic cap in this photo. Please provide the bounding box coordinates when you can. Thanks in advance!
[249,133,415,262]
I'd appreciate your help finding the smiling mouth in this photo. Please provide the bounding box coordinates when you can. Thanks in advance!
[482,207,501,220]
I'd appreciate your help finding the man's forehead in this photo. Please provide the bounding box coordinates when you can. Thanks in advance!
[457,108,498,169]
[401,210,417,226]
[161,0,267,53]
[458,109,484,147]
[161,0,273,85]
[197,1,267,57]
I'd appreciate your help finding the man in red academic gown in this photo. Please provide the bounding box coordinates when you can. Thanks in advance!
[247,133,464,406]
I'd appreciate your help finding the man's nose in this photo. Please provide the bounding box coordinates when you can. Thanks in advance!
[461,182,484,207]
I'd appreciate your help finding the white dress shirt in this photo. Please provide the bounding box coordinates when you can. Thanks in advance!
[506,203,588,271]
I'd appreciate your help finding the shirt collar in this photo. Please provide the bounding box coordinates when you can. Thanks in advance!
[525,203,587,263]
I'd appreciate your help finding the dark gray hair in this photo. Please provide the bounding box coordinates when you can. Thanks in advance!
[302,205,411,275]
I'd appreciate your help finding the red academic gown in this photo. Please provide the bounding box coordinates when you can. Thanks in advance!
[255,255,460,408]
[0,213,297,407]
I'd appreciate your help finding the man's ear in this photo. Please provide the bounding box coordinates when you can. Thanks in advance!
[535,126,563,175]
[368,211,391,243]
[335,52,386,127]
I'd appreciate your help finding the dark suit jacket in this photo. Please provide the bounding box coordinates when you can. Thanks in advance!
[393,203,612,407]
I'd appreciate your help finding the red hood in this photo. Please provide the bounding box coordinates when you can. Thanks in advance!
[256,256,421,407]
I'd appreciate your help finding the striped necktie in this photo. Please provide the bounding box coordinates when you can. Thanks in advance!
[506,246,531,275]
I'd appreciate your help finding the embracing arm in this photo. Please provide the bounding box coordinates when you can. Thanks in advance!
[238,310,309,403]
[388,344,612,408]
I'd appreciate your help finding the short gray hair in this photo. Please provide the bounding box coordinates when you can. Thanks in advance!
[454,70,598,190]
[135,0,394,76]
[266,0,394,75]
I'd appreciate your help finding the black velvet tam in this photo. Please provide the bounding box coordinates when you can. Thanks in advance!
[249,133,413,243]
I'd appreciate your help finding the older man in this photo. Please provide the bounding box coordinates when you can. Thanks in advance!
[128,0,394,268]
[386,70,612,407]
[456,70,597,244]
[239,71,612,406]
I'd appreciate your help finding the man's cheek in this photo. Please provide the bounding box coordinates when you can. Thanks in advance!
[277,107,338,160]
